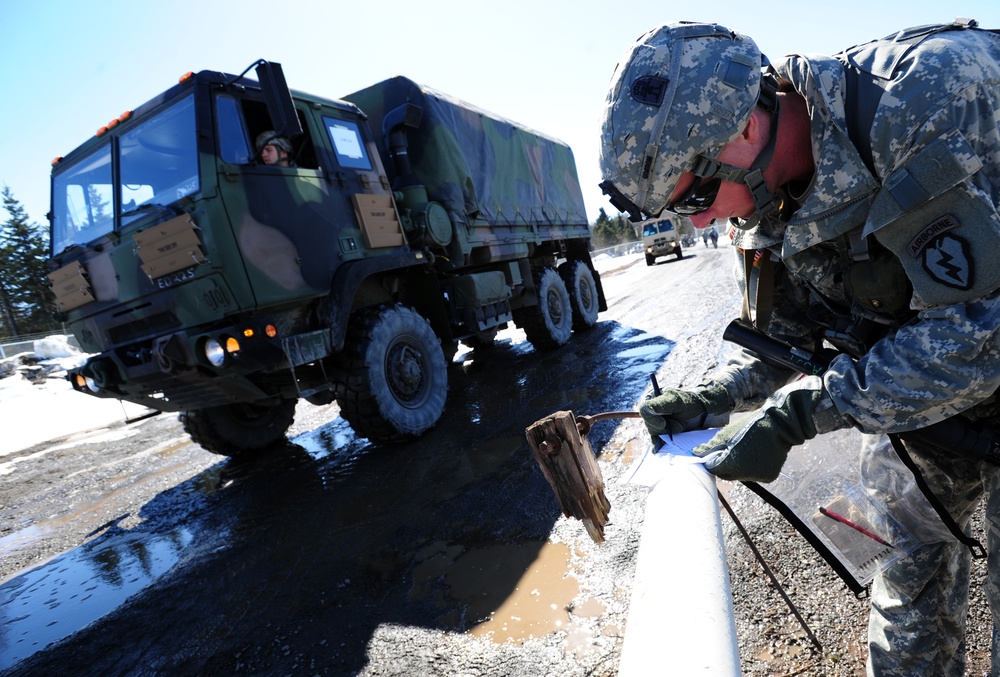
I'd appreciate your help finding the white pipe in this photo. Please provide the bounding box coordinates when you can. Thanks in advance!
[619,458,741,676]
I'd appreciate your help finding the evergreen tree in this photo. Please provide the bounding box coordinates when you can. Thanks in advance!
[86,184,112,226]
[0,263,18,337]
[612,213,638,243]
[0,186,57,338]
[591,207,638,249]
[591,207,615,248]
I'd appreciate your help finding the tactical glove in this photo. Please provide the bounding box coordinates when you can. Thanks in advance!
[693,377,846,482]
[639,385,732,444]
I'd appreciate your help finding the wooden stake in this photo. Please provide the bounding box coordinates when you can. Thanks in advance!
[525,410,610,543]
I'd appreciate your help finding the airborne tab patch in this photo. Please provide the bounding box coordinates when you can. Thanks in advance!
[906,214,959,257]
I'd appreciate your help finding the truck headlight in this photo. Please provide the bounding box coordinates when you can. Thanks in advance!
[204,338,226,367]
[73,372,101,393]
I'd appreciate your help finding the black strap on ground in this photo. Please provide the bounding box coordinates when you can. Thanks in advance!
[887,433,986,558]
[717,490,823,652]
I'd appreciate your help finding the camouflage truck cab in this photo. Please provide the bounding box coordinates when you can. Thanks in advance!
[48,62,606,457]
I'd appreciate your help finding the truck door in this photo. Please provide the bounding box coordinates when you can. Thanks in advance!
[213,93,363,309]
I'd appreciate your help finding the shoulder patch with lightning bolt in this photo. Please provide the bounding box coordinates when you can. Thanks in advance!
[907,214,974,290]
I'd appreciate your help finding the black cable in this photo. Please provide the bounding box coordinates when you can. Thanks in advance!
[717,490,824,653]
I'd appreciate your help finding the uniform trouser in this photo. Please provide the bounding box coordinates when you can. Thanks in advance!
[862,434,1000,676]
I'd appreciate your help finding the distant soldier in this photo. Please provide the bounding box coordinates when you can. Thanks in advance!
[707,223,718,248]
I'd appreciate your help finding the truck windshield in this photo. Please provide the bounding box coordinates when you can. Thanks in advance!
[642,221,674,237]
[51,94,199,255]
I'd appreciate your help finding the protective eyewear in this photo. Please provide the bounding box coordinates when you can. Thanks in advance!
[667,176,721,216]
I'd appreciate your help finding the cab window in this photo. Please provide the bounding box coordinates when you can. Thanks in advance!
[216,94,252,164]
[324,117,372,170]
[215,94,319,169]
[52,145,114,254]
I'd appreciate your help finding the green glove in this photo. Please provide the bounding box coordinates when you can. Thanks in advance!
[693,377,844,482]
[639,385,731,444]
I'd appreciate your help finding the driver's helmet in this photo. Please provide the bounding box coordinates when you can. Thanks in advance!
[256,131,293,154]
[599,22,764,220]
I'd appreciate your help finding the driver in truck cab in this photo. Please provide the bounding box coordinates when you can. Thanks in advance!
[256,130,294,167]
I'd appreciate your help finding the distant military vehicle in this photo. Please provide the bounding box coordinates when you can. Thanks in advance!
[639,217,684,265]
[47,61,605,456]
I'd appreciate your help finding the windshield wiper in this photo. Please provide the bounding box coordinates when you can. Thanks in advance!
[121,202,175,219]
[53,243,84,259]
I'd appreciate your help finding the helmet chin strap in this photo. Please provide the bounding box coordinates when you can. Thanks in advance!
[688,76,783,229]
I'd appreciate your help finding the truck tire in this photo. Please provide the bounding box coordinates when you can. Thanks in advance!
[645,253,656,266]
[181,399,297,457]
[335,303,448,445]
[559,260,600,330]
[515,267,573,351]
[675,243,684,260]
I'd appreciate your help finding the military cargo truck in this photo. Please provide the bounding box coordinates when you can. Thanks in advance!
[48,61,605,456]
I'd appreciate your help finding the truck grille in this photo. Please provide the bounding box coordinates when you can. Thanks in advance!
[108,312,180,346]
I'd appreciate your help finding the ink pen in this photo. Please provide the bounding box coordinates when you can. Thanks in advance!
[819,506,894,548]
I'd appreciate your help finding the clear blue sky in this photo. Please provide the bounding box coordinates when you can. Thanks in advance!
[2,0,997,237]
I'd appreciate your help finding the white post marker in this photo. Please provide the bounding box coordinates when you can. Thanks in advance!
[619,431,741,676]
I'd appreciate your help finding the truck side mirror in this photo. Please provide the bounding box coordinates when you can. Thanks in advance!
[255,61,303,139]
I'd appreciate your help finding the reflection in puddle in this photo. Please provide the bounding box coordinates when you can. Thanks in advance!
[443,541,579,645]
[0,527,194,670]
[618,344,670,380]
[618,331,658,344]
[293,417,359,462]
[615,343,671,361]
[0,525,48,563]
[467,398,482,425]
[530,387,604,414]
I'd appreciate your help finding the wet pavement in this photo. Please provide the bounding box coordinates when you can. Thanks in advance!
[0,249,693,675]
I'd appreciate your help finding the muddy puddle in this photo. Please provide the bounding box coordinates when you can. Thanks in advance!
[409,538,610,647]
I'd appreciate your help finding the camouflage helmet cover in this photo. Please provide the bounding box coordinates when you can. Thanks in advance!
[599,22,764,220]
[256,130,293,154]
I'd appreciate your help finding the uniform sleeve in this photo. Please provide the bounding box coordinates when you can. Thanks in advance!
[824,290,1000,432]
[826,75,1000,432]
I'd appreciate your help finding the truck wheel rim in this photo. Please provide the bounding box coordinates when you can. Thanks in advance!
[546,288,565,325]
[386,338,427,406]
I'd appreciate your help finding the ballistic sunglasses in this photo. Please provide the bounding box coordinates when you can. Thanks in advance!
[667,176,721,216]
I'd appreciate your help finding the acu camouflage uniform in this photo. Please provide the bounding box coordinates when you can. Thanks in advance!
[710,21,1000,676]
